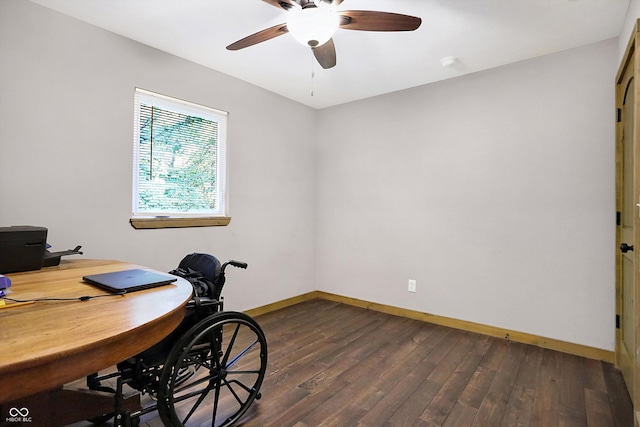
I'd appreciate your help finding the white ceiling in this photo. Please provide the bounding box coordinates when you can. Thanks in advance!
[31,0,629,109]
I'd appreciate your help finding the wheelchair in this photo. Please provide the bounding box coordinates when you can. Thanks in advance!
[85,253,268,427]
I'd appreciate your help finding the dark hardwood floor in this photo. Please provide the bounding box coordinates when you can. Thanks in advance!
[74,298,633,427]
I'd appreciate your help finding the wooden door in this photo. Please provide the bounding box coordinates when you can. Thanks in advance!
[617,19,640,423]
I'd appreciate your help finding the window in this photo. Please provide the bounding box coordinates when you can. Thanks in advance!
[131,89,229,229]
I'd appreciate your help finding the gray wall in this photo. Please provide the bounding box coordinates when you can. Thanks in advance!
[316,39,618,351]
[0,0,624,351]
[0,0,318,311]
[620,0,640,62]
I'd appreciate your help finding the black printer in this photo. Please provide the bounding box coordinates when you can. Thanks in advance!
[0,226,82,274]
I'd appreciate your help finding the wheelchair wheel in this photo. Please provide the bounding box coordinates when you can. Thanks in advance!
[157,311,267,427]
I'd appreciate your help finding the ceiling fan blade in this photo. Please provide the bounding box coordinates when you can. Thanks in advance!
[339,10,422,32]
[313,38,337,69]
[226,23,288,51]
[261,0,299,11]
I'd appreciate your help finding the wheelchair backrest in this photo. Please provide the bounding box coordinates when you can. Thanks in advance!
[171,253,223,300]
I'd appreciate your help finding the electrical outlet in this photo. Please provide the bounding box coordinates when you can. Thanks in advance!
[408,279,416,293]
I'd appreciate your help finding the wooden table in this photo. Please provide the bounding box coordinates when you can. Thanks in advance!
[0,259,193,424]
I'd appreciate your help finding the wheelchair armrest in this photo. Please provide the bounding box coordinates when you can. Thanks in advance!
[187,296,221,307]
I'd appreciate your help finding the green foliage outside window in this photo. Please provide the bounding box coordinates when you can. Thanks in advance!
[137,105,219,213]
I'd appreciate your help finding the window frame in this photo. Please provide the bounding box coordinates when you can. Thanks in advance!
[130,88,230,229]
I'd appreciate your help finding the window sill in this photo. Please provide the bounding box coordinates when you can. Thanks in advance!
[130,216,231,229]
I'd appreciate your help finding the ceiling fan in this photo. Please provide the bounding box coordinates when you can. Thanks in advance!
[226,0,422,69]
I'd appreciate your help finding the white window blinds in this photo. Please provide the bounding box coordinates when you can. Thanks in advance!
[132,89,228,217]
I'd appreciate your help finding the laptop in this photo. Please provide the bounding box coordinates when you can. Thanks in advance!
[83,269,177,293]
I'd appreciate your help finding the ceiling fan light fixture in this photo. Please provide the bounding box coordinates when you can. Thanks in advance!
[286,6,340,47]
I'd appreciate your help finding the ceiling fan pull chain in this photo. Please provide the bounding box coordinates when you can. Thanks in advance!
[311,51,316,97]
